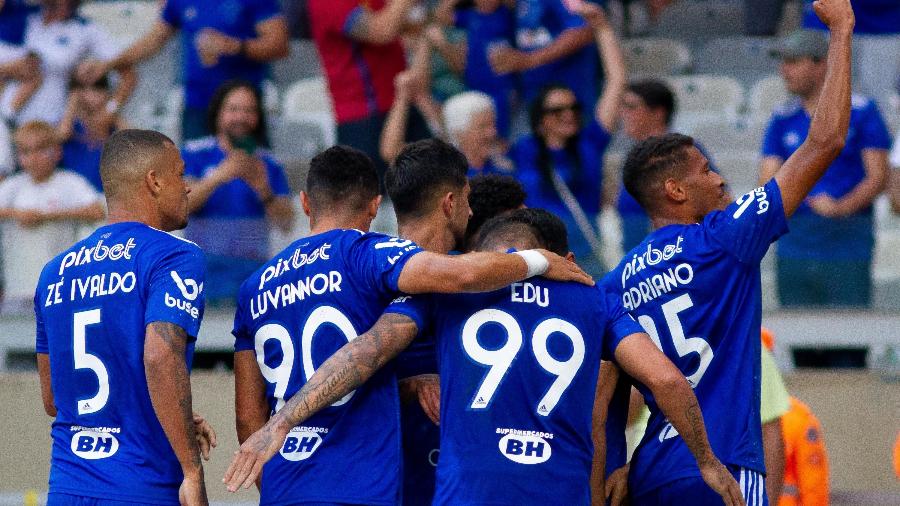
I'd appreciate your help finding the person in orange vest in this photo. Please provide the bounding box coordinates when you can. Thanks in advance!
[761,327,830,506]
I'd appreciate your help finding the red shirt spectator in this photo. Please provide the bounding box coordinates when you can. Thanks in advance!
[309,0,406,124]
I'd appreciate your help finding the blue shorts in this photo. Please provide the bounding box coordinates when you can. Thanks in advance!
[631,466,768,506]
[47,492,174,506]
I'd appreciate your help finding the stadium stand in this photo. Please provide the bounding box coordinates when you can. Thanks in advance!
[748,74,791,126]
[666,74,745,126]
[694,36,779,85]
[621,38,692,77]
[77,0,158,44]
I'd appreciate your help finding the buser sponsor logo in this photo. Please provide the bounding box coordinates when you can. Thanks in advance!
[166,271,203,318]
[59,238,137,276]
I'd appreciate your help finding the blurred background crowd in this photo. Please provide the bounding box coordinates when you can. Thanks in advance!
[0,0,898,313]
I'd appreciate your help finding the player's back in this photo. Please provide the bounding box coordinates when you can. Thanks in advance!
[35,222,205,504]
[389,278,636,506]
[602,180,788,497]
[232,229,420,506]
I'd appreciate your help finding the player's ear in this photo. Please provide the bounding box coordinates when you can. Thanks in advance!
[299,191,312,217]
[367,194,382,219]
[664,177,686,204]
[441,191,454,219]
[146,169,162,197]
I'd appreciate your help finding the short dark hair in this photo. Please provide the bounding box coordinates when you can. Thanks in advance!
[386,138,468,219]
[465,174,527,248]
[628,79,677,126]
[476,208,569,256]
[206,79,269,147]
[100,129,174,198]
[306,145,380,213]
[622,133,695,212]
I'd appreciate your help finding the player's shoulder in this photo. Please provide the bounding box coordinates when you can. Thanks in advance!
[137,227,203,262]
[182,136,218,155]
[770,98,803,120]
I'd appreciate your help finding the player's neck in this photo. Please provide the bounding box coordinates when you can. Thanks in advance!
[398,218,454,254]
[649,210,697,230]
[106,205,162,230]
[309,213,372,236]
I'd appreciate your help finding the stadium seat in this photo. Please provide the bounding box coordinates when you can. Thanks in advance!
[649,2,745,42]
[272,40,323,92]
[687,119,766,154]
[282,77,336,149]
[748,74,789,126]
[666,74,745,123]
[621,38,691,78]
[707,150,760,196]
[79,1,159,44]
[694,37,779,85]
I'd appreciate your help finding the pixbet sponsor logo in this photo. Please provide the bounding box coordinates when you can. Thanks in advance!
[259,243,332,290]
[59,238,137,276]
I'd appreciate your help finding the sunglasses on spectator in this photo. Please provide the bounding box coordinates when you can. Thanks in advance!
[543,103,581,116]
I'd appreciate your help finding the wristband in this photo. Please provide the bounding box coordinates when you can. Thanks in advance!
[514,250,549,278]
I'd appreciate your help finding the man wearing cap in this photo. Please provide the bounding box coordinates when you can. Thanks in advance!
[759,29,891,308]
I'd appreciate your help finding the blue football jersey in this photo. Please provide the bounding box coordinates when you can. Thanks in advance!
[34,222,206,504]
[601,179,789,497]
[232,229,421,506]
[387,279,643,506]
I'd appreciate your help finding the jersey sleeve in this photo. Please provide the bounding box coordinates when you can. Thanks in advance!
[160,0,181,27]
[761,116,786,159]
[759,347,790,424]
[348,233,423,297]
[251,0,283,24]
[599,286,643,361]
[144,243,206,339]
[705,178,789,265]
[34,285,48,354]
[264,157,291,196]
[232,283,254,352]
[383,294,432,334]
[857,100,892,150]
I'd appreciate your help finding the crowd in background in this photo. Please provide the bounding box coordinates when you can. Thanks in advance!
[0,0,898,312]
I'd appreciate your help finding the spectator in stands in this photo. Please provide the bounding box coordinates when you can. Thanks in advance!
[308,0,429,180]
[760,30,892,307]
[7,0,135,127]
[433,0,516,138]
[802,0,900,100]
[464,173,527,250]
[0,0,42,122]
[443,91,513,177]
[762,329,830,506]
[509,2,624,276]
[182,80,294,304]
[0,120,104,311]
[83,0,289,141]
[889,128,900,214]
[57,74,125,191]
[489,0,597,122]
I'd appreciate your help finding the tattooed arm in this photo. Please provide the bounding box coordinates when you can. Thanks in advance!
[613,333,745,506]
[144,322,208,505]
[223,312,420,492]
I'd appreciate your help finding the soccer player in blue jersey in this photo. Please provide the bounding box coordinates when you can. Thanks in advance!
[599,1,855,504]
[226,143,591,503]
[35,130,216,505]
[226,207,743,505]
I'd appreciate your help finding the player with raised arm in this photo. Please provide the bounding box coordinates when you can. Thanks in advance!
[227,144,590,503]
[35,130,217,505]
[225,208,743,506]
[599,1,854,504]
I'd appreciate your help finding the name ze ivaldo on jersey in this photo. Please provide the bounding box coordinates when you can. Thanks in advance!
[45,237,139,308]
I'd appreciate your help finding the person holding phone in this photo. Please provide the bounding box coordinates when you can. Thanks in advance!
[181,79,294,304]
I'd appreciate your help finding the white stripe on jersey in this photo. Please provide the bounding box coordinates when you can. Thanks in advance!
[738,467,766,506]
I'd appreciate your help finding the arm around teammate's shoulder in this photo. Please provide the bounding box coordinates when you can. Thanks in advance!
[774,0,854,217]
[396,250,594,294]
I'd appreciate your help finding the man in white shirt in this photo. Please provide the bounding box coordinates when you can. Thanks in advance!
[0,121,104,311]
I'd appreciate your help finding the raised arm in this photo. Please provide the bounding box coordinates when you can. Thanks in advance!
[224,312,421,491]
[144,322,207,505]
[615,333,745,506]
[396,249,594,294]
[774,0,854,217]
[575,3,627,133]
[346,0,419,45]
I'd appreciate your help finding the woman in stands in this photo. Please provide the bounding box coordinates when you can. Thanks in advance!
[509,3,625,276]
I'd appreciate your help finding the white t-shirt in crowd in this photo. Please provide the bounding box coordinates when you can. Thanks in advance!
[0,169,101,300]
[890,129,900,169]
[3,14,120,125]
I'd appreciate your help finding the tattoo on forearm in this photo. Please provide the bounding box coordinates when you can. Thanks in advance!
[278,314,418,428]
[680,398,713,466]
